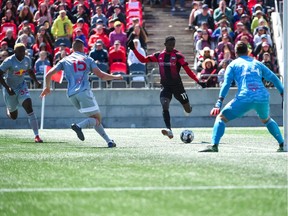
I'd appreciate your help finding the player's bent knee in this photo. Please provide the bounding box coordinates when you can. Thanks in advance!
[261,117,270,124]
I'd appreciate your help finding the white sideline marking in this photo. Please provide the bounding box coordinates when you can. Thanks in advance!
[0,185,287,193]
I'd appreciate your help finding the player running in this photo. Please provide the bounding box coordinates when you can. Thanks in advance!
[128,36,206,139]
[0,43,43,143]
[200,41,284,152]
[40,39,123,147]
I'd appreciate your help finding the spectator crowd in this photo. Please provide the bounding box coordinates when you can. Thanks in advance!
[187,0,279,87]
[0,0,148,80]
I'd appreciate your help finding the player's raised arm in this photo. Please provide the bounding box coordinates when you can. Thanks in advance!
[40,66,59,98]
[92,67,123,81]
[127,39,157,63]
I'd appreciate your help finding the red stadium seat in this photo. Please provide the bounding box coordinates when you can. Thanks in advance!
[110,62,127,74]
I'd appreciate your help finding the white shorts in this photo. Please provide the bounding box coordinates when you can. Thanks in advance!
[68,89,100,117]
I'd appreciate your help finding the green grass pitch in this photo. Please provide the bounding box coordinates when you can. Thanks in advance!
[0,128,287,216]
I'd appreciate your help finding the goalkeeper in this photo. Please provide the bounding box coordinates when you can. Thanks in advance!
[128,35,206,139]
[200,41,284,152]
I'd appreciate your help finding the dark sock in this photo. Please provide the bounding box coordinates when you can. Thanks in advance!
[162,110,171,129]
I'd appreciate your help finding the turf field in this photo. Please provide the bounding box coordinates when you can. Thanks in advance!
[0,128,287,216]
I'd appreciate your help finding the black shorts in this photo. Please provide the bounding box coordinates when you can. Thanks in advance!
[160,84,189,104]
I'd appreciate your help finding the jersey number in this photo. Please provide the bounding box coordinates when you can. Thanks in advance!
[181,93,188,100]
[73,60,87,72]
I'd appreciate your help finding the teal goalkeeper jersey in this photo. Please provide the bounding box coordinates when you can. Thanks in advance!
[220,56,283,103]
[54,51,98,97]
[0,55,31,91]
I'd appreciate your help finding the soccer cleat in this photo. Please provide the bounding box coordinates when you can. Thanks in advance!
[108,140,116,148]
[161,128,174,139]
[35,135,43,143]
[277,143,284,152]
[199,145,218,152]
[71,124,85,141]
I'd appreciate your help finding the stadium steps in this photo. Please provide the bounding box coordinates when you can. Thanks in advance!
[144,3,197,88]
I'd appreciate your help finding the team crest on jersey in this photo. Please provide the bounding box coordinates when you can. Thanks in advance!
[14,69,26,76]
[24,60,29,67]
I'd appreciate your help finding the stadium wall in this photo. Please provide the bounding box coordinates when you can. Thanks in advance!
[0,88,283,129]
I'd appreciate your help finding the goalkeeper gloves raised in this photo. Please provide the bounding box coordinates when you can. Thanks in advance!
[210,98,223,116]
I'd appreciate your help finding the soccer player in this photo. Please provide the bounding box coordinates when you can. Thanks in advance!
[40,39,123,147]
[200,41,284,152]
[0,43,43,143]
[128,36,206,139]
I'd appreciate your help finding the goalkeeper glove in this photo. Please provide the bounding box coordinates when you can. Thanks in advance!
[197,81,207,88]
[210,98,223,116]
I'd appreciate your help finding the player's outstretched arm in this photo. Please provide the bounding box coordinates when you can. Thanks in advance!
[40,66,58,98]
[93,67,123,81]
[127,40,154,63]
[27,69,41,88]
[182,64,207,88]
[0,69,15,95]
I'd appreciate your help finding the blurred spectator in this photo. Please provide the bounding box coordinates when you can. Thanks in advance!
[108,40,126,67]
[212,19,234,42]
[109,21,127,48]
[235,26,253,45]
[110,4,126,25]
[51,10,73,47]
[253,18,270,35]
[261,52,274,72]
[32,32,53,56]
[193,28,203,46]
[0,50,9,64]
[73,18,89,38]
[88,25,110,49]
[240,14,251,32]
[252,1,267,15]
[53,43,70,64]
[38,24,54,50]
[89,40,109,72]
[0,41,14,56]
[170,0,185,12]
[199,58,217,87]
[91,6,108,28]
[251,10,267,34]
[1,9,17,24]
[72,4,89,25]
[127,39,146,66]
[53,3,74,21]
[213,0,233,23]
[18,5,34,24]
[186,1,201,30]
[74,28,88,48]
[106,0,124,19]
[253,26,271,47]
[217,59,229,87]
[17,0,37,14]
[232,5,246,26]
[196,46,217,72]
[54,49,68,65]
[195,29,215,55]
[34,3,52,27]
[34,51,51,75]
[257,42,273,62]
[193,4,214,31]
[16,33,33,57]
[233,21,245,40]
[71,0,90,16]
[2,29,16,49]
[216,34,235,60]
[127,23,148,50]
[0,1,17,20]
[253,34,272,56]
[33,42,53,66]
[229,0,248,14]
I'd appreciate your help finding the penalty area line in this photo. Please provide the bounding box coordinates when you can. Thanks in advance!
[0,185,287,193]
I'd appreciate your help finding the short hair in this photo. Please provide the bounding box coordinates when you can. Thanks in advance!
[235,41,248,55]
[165,36,175,43]
[72,39,84,51]
[14,43,25,50]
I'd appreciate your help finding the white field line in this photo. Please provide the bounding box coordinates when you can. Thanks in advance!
[0,185,287,193]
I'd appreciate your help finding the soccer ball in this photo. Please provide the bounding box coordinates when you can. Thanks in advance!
[180,130,194,143]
